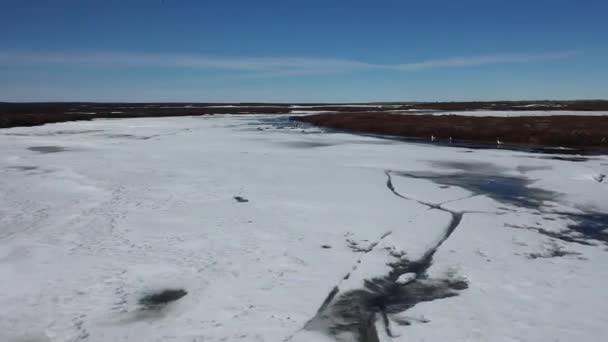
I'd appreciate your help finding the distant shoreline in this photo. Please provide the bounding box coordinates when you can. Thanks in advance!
[292,112,608,152]
[2,101,608,153]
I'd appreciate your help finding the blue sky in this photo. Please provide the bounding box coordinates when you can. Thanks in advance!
[1,0,607,102]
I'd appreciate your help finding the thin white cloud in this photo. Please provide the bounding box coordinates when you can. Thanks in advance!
[0,51,376,71]
[0,50,581,76]
[393,51,582,70]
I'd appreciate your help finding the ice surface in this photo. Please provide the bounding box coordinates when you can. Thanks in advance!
[0,115,607,341]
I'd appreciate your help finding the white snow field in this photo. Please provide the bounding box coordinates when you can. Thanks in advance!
[1,114,607,342]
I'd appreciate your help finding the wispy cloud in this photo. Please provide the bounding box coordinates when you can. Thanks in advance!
[0,51,376,71]
[0,50,581,76]
[394,51,582,70]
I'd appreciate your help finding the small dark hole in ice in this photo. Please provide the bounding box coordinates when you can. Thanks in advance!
[447,279,469,290]
[234,196,249,203]
[139,289,187,307]
[8,166,38,171]
[543,156,590,162]
[286,141,335,148]
[28,146,69,153]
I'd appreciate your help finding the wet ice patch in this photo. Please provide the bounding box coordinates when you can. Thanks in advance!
[0,331,52,342]
[561,211,608,244]
[505,211,608,246]
[27,146,71,154]
[540,156,592,162]
[305,263,468,341]
[139,289,188,309]
[526,241,582,259]
[234,196,249,203]
[516,164,553,173]
[6,165,38,172]
[430,160,508,174]
[285,141,337,148]
[394,170,557,210]
[3,129,103,137]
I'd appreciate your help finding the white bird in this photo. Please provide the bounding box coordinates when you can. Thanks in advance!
[431,135,436,142]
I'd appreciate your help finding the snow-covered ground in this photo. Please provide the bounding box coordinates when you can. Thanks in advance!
[0,115,607,342]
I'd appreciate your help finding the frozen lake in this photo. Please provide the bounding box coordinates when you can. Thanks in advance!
[1,115,607,342]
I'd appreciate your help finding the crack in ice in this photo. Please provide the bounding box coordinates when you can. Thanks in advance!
[287,171,469,342]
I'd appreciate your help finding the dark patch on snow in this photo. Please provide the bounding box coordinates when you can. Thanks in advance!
[505,216,608,246]
[54,129,104,135]
[516,165,553,173]
[105,133,159,140]
[309,264,468,341]
[537,230,596,246]
[234,196,249,203]
[321,245,332,249]
[431,160,508,174]
[559,211,608,244]
[507,211,608,246]
[594,174,606,183]
[2,133,31,136]
[541,156,591,162]
[526,241,582,259]
[393,168,557,210]
[346,139,397,145]
[7,165,38,171]
[106,133,137,139]
[137,134,161,140]
[28,146,70,153]
[4,129,103,137]
[139,289,187,308]
[285,141,336,148]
